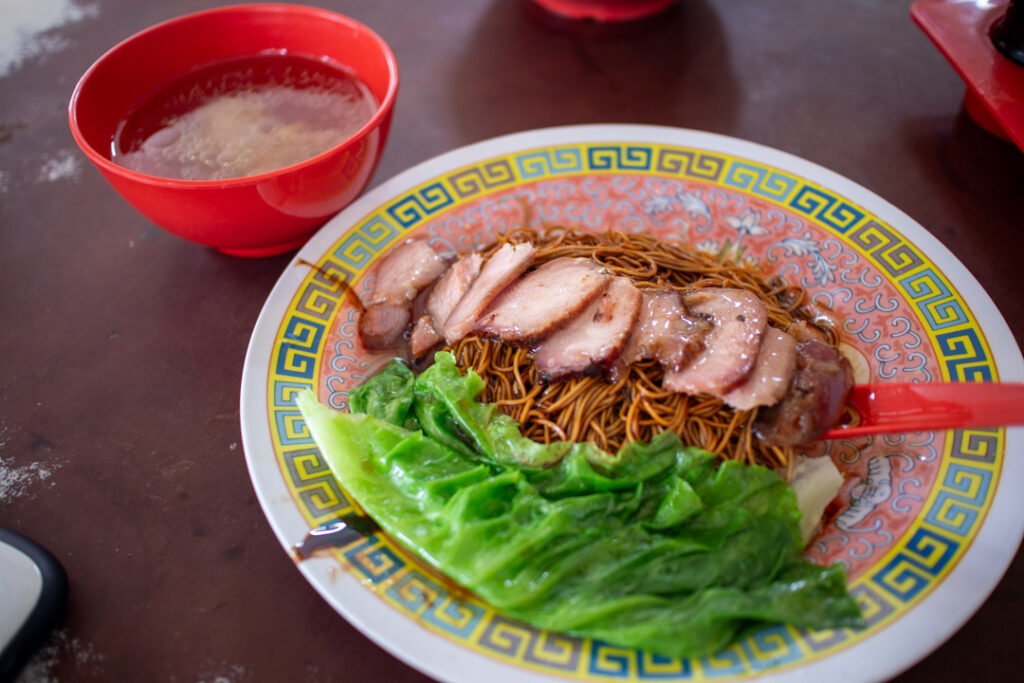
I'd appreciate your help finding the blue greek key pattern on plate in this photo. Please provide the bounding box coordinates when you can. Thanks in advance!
[386,181,454,228]
[588,642,635,678]
[476,614,536,658]
[698,646,746,678]
[273,407,313,447]
[872,527,959,601]
[515,147,584,179]
[386,570,484,638]
[950,428,1000,463]
[521,629,583,671]
[723,161,797,202]
[849,583,897,628]
[587,145,653,171]
[638,651,692,679]
[280,445,330,484]
[275,317,325,380]
[296,484,349,520]
[795,625,848,652]
[847,220,925,278]
[333,214,401,269]
[925,463,991,535]
[345,535,404,583]
[282,445,350,519]
[589,642,694,679]
[899,268,969,331]
[740,625,802,671]
[654,148,725,181]
[295,257,356,322]
[386,569,441,611]
[935,327,994,382]
[473,616,585,672]
[273,380,312,408]
[447,159,516,199]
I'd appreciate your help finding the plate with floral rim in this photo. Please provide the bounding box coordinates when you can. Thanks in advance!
[239,124,1024,683]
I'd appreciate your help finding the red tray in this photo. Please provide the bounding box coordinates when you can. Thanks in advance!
[912,0,1024,152]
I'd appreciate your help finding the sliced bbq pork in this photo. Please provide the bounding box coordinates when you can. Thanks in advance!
[364,239,448,306]
[662,288,768,397]
[429,252,484,328]
[722,327,798,410]
[533,277,642,381]
[410,252,484,357]
[785,319,828,344]
[360,304,412,349]
[443,242,535,345]
[410,315,440,358]
[409,276,438,329]
[474,257,610,345]
[359,239,448,349]
[616,290,709,377]
[753,339,854,446]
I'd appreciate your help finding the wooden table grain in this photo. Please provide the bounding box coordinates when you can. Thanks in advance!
[1,1,1020,681]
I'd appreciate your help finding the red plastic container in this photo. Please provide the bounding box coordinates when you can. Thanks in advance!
[531,0,677,22]
[69,4,399,257]
[912,0,1024,153]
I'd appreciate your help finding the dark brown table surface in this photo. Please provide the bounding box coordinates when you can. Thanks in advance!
[2,0,1022,681]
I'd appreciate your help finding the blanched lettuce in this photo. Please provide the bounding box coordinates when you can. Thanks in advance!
[296,353,863,658]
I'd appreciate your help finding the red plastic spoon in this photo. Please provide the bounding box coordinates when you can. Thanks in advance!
[822,383,1024,439]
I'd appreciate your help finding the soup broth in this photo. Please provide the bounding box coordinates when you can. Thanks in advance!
[112,53,378,181]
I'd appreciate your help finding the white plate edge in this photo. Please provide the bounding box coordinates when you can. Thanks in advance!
[239,123,1024,683]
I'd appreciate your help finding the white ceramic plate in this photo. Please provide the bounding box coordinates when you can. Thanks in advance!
[240,125,1024,683]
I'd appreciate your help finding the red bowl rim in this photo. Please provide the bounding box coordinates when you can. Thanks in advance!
[68,3,400,190]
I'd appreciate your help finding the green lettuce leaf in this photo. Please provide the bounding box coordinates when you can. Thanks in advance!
[296,352,863,658]
[346,359,418,430]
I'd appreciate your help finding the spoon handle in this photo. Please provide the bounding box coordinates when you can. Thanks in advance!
[822,382,1024,439]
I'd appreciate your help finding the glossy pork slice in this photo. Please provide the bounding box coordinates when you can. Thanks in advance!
[722,327,798,410]
[618,290,708,374]
[753,339,855,446]
[662,288,767,397]
[474,257,610,345]
[364,239,448,306]
[410,315,440,358]
[360,239,448,350]
[410,276,437,324]
[408,253,484,357]
[796,299,842,338]
[443,242,535,345]
[785,319,828,344]
[360,303,410,349]
[533,277,643,381]
[427,252,484,329]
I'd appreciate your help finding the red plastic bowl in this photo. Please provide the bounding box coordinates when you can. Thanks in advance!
[531,0,677,22]
[69,4,399,257]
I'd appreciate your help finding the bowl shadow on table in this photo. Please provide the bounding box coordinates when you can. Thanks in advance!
[446,0,739,139]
